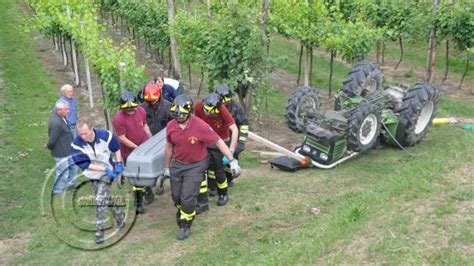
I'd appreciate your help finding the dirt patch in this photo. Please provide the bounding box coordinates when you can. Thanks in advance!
[0,232,31,265]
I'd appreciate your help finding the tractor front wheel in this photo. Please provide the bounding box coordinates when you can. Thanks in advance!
[341,61,384,97]
[394,83,440,147]
[347,102,381,152]
[285,86,321,133]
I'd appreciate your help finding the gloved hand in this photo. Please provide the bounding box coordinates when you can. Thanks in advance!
[222,150,234,166]
[104,167,117,181]
[115,162,124,175]
[163,167,170,178]
[229,159,241,178]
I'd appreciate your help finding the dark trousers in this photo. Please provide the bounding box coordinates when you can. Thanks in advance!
[170,158,209,225]
[206,147,228,195]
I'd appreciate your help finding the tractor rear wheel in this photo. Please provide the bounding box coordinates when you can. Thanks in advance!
[285,86,321,133]
[347,102,381,152]
[341,61,384,97]
[394,83,440,147]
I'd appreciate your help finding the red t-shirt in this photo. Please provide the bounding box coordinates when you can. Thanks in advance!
[194,101,235,140]
[112,107,150,160]
[166,116,220,163]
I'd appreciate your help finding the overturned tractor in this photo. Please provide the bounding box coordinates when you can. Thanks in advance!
[279,61,440,169]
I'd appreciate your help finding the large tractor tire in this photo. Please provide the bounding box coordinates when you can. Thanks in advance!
[347,102,381,152]
[285,86,321,133]
[394,83,440,147]
[342,61,384,97]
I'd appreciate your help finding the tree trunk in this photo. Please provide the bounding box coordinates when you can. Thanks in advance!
[68,37,74,71]
[168,47,172,75]
[459,56,469,90]
[395,37,403,70]
[100,84,112,130]
[71,39,80,86]
[207,0,212,21]
[382,41,385,65]
[188,63,193,91]
[167,0,182,79]
[61,34,68,67]
[84,54,94,108]
[375,39,381,65]
[303,45,311,86]
[297,44,303,85]
[261,0,270,53]
[53,35,58,51]
[245,85,253,115]
[197,67,204,97]
[443,40,449,81]
[328,51,335,97]
[309,46,313,86]
[426,0,440,82]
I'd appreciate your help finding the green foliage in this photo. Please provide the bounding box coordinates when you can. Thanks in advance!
[27,0,145,109]
[436,2,474,52]
[114,0,170,51]
[270,0,328,47]
[171,4,270,107]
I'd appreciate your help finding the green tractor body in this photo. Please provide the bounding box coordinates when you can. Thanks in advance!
[284,61,440,168]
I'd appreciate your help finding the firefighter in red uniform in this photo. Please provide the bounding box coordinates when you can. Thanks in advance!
[194,93,239,212]
[216,84,249,187]
[164,95,240,240]
[112,91,152,214]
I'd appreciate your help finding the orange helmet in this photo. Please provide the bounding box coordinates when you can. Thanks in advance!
[143,83,161,102]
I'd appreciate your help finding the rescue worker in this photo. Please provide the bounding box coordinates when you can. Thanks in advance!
[154,76,178,103]
[71,118,125,244]
[112,91,152,214]
[141,83,173,195]
[137,77,183,103]
[141,83,173,135]
[194,93,239,211]
[165,95,240,240]
[216,84,249,187]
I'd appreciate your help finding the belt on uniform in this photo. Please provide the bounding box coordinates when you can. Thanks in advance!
[173,159,198,165]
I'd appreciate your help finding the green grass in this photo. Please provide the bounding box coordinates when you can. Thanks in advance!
[381,40,473,82]
[2,0,474,264]
[0,0,59,239]
[269,35,351,92]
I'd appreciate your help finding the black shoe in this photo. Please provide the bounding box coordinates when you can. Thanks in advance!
[217,194,229,206]
[209,189,217,197]
[144,187,154,205]
[136,206,145,214]
[95,231,104,244]
[228,180,234,187]
[195,203,209,215]
[177,227,191,240]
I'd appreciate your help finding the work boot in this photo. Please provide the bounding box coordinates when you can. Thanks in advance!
[144,186,154,205]
[134,191,145,214]
[95,230,104,244]
[177,225,191,241]
[195,203,209,215]
[217,194,229,206]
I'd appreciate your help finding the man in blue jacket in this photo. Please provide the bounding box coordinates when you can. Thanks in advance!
[71,117,125,244]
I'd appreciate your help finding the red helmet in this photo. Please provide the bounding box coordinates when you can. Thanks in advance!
[143,83,161,102]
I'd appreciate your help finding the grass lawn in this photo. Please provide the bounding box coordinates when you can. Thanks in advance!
[1,0,473,264]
